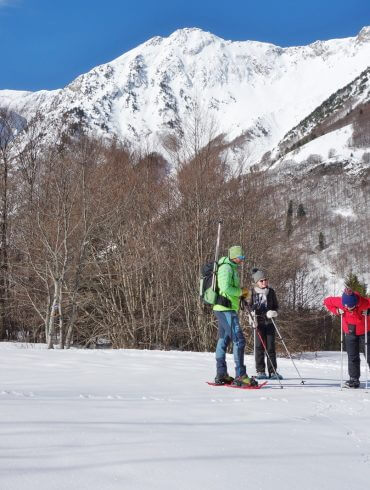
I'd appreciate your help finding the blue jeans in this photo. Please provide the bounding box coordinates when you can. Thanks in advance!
[214,310,246,377]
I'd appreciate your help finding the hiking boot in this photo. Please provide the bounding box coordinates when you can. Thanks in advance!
[232,375,258,387]
[269,372,283,380]
[256,372,268,380]
[214,374,234,385]
[344,378,360,389]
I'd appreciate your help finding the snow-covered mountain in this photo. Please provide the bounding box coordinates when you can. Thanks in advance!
[1,26,370,169]
[265,65,370,176]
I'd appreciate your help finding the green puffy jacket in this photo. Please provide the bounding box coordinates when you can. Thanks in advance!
[213,256,242,312]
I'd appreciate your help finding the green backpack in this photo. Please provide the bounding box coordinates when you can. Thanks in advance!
[199,261,231,307]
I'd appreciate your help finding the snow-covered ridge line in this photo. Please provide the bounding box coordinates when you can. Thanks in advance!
[1,26,370,172]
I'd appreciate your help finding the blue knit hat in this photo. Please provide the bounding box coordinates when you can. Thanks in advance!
[342,288,358,308]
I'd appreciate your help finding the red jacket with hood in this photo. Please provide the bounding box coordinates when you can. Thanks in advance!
[324,293,370,335]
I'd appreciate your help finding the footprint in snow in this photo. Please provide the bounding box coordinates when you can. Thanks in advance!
[1,390,34,397]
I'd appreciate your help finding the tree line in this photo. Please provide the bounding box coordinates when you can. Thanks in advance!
[0,107,365,353]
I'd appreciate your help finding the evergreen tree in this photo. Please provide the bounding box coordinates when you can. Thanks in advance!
[318,232,325,250]
[297,203,306,219]
[345,272,367,296]
[285,200,293,237]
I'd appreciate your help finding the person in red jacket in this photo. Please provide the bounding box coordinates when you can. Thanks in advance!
[324,288,370,388]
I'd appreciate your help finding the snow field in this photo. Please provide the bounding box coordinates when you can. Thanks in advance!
[1,343,370,490]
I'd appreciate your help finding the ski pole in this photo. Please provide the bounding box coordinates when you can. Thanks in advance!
[270,318,305,385]
[363,311,369,392]
[340,312,344,391]
[245,305,283,389]
[211,221,222,291]
[253,312,257,361]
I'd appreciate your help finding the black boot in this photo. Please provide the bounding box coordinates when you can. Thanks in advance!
[344,378,360,389]
[231,375,258,387]
[214,374,234,385]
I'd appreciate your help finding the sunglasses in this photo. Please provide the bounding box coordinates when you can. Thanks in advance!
[259,279,268,282]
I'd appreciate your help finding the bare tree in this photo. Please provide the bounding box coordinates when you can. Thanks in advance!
[0,108,20,338]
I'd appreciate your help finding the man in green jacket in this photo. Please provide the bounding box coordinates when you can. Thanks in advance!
[213,245,257,387]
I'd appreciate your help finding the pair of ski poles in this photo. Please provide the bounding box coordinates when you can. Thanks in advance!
[339,311,369,391]
[243,302,305,388]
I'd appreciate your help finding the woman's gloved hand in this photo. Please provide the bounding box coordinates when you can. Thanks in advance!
[266,310,278,319]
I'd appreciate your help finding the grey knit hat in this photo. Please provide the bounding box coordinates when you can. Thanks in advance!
[252,268,266,283]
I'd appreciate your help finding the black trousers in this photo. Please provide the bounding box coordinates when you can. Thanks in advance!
[345,330,370,379]
[255,323,277,374]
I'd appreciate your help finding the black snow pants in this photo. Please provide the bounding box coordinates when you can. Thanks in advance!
[345,326,370,380]
[255,322,277,374]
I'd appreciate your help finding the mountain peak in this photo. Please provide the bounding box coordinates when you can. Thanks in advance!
[166,27,223,51]
[168,27,218,40]
[151,27,223,56]
[357,25,370,42]
[1,25,370,176]
[138,28,223,58]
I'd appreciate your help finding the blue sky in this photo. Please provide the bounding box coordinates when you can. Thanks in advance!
[1,0,370,91]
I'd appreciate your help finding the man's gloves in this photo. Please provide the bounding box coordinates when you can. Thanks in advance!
[240,287,249,298]
[336,308,344,315]
[266,310,278,319]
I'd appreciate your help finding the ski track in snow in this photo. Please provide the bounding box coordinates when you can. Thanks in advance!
[313,398,370,464]
[1,390,35,397]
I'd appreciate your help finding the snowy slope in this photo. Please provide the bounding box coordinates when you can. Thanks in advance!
[1,342,370,490]
[270,125,366,175]
[1,27,370,168]
[277,66,370,152]
[263,64,370,173]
